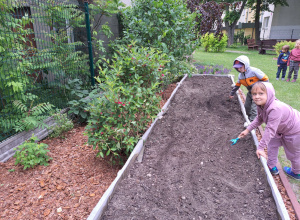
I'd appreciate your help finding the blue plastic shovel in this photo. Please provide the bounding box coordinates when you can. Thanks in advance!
[230,137,240,146]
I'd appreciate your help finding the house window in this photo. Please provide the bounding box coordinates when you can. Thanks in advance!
[263,16,269,29]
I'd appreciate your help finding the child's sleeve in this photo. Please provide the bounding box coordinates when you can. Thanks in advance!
[229,80,241,96]
[277,53,283,65]
[256,69,269,82]
[247,114,263,131]
[256,108,282,151]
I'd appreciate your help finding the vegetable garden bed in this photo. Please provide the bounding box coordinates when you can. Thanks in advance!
[99,75,280,219]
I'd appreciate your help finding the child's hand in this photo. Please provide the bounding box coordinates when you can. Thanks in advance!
[238,129,249,139]
[277,65,280,67]
[256,149,267,159]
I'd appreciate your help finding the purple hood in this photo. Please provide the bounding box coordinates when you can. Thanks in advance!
[258,82,276,121]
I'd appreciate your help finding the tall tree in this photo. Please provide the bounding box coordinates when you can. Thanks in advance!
[247,0,288,43]
[187,0,248,46]
[187,0,224,37]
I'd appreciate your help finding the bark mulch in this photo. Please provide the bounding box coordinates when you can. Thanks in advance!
[0,126,120,219]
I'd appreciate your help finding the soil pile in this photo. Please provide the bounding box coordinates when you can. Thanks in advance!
[102,76,278,220]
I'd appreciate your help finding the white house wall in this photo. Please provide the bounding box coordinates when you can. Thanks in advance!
[270,0,300,40]
[260,5,274,39]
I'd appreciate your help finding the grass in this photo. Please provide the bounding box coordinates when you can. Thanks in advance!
[193,44,300,202]
[193,44,300,111]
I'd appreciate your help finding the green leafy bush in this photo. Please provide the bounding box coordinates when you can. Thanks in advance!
[201,33,228,52]
[107,42,169,87]
[0,93,55,133]
[234,30,244,44]
[85,45,168,160]
[274,41,295,56]
[65,79,102,122]
[86,76,161,160]
[0,3,34,103]
[14,134,52,170]
[49,112,74,138]
[117,0,198,77]
[121,0,197,57]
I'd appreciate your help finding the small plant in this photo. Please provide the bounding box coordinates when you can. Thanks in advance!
[14,134,52,170]
[65,79,102,122]
[234,30,245,44]
[49,112,74,138]
[201,33,228,52]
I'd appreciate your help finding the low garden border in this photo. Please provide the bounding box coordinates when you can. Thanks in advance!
[87,74,289,220]
[0,108,69,162]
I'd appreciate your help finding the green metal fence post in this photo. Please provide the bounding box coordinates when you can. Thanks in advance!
[84,1,95,86]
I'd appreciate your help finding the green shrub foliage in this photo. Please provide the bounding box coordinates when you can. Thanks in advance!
[0,93,54,133]
[274,41,295,56]
[49,112,74,138]
[117,0,198,77]
[121,0,197,57]
[65,79,102,122]
[201,33,228,52]
[85,44,169,159]
[108,42,169,87]
[14,134,52,170]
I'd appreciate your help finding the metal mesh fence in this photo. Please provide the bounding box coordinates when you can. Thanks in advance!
[0,0,95,141]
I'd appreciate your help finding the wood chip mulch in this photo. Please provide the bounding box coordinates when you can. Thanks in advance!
[0,126,121,219]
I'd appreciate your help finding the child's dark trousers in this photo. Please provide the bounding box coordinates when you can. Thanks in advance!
[288,61,300,80]
[276,64,287,79]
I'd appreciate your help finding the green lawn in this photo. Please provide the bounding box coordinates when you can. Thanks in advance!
[193,45,300,202]
[193,45,300,111]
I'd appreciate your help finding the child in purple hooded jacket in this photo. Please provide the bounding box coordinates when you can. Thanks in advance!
[238,81,300,180]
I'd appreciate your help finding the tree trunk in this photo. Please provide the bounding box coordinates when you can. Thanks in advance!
[225,21,235,46]
[254,0,261,44]
[224,1,247,46]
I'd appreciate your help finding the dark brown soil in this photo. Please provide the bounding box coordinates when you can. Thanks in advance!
[102,76,279,220]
